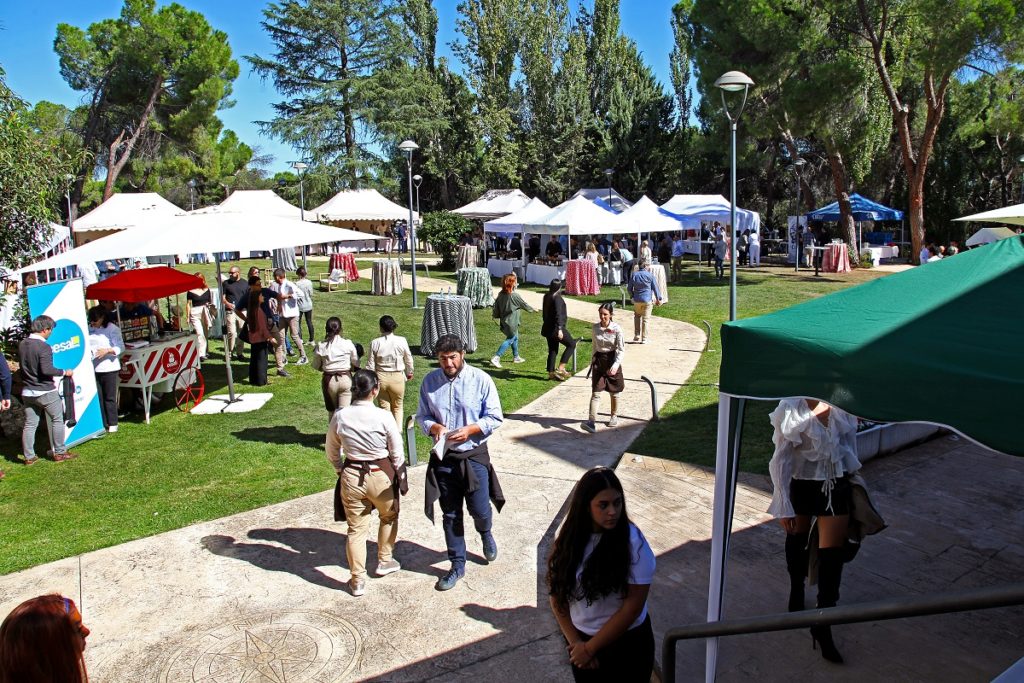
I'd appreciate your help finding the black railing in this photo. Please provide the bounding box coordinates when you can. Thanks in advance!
[662,582,1024,683]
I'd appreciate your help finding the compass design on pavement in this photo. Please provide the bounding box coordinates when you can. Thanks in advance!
[159,610,362,683]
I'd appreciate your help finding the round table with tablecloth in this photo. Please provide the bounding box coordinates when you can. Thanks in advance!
[328,252,360,281]
[822,243,851,273]
[564,259,601,296]
[457,267,494,308]
[456,245,481,270]
[648,264,670,303]
[371,259,403,295]
[420,294,477,356]
[487,259,518,279]
[599,262,622,285]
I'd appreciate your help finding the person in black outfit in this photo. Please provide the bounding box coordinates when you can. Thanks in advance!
[222,266,250,361]
[509,235,523,259]
[546,235,564,259]
[542,279,577,381]
[245,276,278,386]
[528,235,541,262]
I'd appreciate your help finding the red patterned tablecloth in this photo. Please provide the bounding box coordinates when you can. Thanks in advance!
[822,243,851,273]
[328,253,360,281]
[564,259,601,296]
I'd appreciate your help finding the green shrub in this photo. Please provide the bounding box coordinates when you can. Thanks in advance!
[420,211,472,268]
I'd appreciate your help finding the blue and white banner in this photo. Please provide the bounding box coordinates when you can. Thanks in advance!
[26,279,105,446]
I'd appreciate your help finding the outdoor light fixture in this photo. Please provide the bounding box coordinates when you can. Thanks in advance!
[399,140,420,308]
[412,173,423,220]
[292,161,310,269]
[187,179,197,211]
[788,158,806,272]
[715,70,754,322]
[603,168,614,207]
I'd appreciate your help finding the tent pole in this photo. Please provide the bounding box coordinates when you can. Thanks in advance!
[704,394,746,683]
[215,255,238,403]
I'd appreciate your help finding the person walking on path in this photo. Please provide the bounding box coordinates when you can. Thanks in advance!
[713,233,727,279]
[185,272,213,361]
[548,467,656,681]
[312,317,360,413]
[271,268,309,371]
[418,334,505,592]
[221,266,249,361]
[18,316,77,465]
[583,304,624,434]
[326,369,407,597]
[87,305,123,433]
[541,279,577,381]
[294,266,315,344]
[490,273,535,369]
[627,259,662,344]
[366,316,414,428]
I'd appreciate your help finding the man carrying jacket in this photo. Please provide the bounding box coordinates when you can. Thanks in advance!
[19,316,76,464]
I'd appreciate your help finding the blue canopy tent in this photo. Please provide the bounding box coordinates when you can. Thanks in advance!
[807,193,905,252]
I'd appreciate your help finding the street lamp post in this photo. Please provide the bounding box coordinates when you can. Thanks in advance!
[714,70,754,322]
[412,174,422,257]
[292,161,309,270]
[788,159,806,272]
[398,140,420,308]
[187,179,197,211]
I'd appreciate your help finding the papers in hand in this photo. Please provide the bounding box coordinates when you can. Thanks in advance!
[431,433,447,460]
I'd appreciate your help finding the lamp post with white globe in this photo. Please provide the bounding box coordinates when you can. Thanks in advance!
[398,140,420,308]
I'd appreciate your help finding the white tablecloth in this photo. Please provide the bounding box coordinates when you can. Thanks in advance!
[525,263,565,286]
[487,260,517,279]
[650,264,669,303]
[371,259,403,295]
[598,262,622,285]
[863,245,899,266]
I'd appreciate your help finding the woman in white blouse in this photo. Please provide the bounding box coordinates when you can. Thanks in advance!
[365,315,414,427]
[87,305,123,433]
[584,242,600,265]
[768,398,861,664]
[583,303,624,433]
[312,316,360,412]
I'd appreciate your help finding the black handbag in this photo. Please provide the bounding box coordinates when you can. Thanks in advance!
[238,321,251,344]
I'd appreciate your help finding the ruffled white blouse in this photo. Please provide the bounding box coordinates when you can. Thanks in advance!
[767,398,861,519]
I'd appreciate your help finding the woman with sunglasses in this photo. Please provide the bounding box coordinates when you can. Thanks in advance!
[0,593,90,682]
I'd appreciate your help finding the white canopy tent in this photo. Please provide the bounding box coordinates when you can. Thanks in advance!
[620,195,689,234]
[571,187,634,213]
[312,188,416,222]
[482,197,551,233]
[453,189,531,220]
[954,202,1024,228]
[964,226,1018,247]
[216,189,312,220]
[660,194,761,234]
[72,192,183,245]
[525,196,636,258]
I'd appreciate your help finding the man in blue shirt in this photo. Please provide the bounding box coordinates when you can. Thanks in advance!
[418,334,505,591]
[671,233,686,283]
[628,259,663,344]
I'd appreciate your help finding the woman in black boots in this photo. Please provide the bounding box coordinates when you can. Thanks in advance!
[767,398,862,664]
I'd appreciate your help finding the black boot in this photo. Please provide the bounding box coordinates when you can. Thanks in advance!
[810,547,845,664]
[784,533,807,612]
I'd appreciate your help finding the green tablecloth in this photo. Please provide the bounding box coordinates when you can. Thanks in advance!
[456,267,494,309]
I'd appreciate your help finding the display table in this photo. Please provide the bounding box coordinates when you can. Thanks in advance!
[525,262,565,286]
[371,259,403,295]
[328,252,360,281]
[487,259,518,279]
[863,244,899,267]
[598,262,622,285]
[822,243,852,273]
[565,259,601,296]
[457,267,494,308]
[118,332,203,423]
[682,239,707,256]
[420,294,477,356]
[456,245,481,270]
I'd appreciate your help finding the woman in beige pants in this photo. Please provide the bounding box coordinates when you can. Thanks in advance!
[312,316,359,412]
[365,315,414,427]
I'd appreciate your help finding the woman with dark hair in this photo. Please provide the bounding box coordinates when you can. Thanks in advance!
[366,315,414,427]
[87,305,123,433]
[185,272,213,360]
[312,316,359,412]
[0,593,91,682]
[490,273,534,369]
[325,369,406,597]
[294,266,315,343]
[583,303,624,433]
[548,467,655,681]
[245,275,277,386]
[541,279,576,381]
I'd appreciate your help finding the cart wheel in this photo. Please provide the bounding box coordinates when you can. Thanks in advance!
[173,366,205,412]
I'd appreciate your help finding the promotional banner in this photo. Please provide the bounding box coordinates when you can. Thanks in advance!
[26,279,105,446]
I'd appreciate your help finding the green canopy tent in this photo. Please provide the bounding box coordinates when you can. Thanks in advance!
[698,236,1024,680]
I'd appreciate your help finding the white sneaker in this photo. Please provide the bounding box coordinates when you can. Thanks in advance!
[349,577,366,597]
[108,425,118,433]
[490,356,502,368]
[512,356,526,364]
[376,559,401,576]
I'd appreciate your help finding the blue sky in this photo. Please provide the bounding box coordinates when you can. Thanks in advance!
[0,0,680,174]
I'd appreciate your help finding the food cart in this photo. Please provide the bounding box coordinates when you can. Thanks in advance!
[86,267,207,423]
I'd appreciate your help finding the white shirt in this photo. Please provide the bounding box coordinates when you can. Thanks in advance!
[271,279,300,317]
[313,336,358,373]
[569,523,656,636]
[89,323,123,373]
[591,321,625,368]
[325,400,404,470]
[767,398,861,519]
[366,334,414,375]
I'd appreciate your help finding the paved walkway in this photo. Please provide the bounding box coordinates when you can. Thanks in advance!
[0,269,706,682]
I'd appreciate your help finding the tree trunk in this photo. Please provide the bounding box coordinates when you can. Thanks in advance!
[103,73,163,200]
[825,140,859,264]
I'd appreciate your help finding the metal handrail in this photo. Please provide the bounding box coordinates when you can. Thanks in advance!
[662,582,1024,683]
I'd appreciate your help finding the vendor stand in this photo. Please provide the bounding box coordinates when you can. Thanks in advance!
[86,267,207,423]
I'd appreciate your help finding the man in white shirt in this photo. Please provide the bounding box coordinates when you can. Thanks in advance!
[271,267,308,375]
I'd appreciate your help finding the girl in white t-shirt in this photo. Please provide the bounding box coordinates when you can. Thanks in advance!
[547,467,655,681]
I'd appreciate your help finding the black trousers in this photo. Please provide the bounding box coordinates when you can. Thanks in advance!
[298,310,314,341]
[95,370,119,428]
[546,330,577,372]
[571,614,654,682]
[249,341,269,386]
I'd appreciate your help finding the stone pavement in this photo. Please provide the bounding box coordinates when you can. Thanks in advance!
[0,268,706,682]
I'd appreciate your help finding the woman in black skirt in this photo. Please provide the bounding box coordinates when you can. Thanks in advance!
[582,303,624,433]
[541,279,577,380]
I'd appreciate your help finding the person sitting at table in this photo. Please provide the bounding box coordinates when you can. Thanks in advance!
[528,234,541,261]
[509,235,523,259]
[546,235,564,259]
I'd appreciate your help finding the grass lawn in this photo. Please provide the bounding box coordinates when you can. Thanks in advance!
[0,258,589,575]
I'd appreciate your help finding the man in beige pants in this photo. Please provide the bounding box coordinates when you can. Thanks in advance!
[365,315,414,427]
[221,266,250,360]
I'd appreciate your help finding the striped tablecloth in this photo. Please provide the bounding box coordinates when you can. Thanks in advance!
[822,243,851,273]
[565,259,601,296]
[457,267,494,308]
[328,252,360,281]
[420,294,477,356]
[456,245,481,270]
[371,259,403,295]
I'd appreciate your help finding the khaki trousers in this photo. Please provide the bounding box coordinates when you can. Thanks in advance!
[324,372,353,412]
[274,316,306,370]
[633,301,654,341]
[376,371,407,427]
[340,467,398,580]
[224,309,245,357]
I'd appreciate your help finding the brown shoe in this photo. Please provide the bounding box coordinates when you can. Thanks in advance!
[53,452,78,462]
[23,456,39,466]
